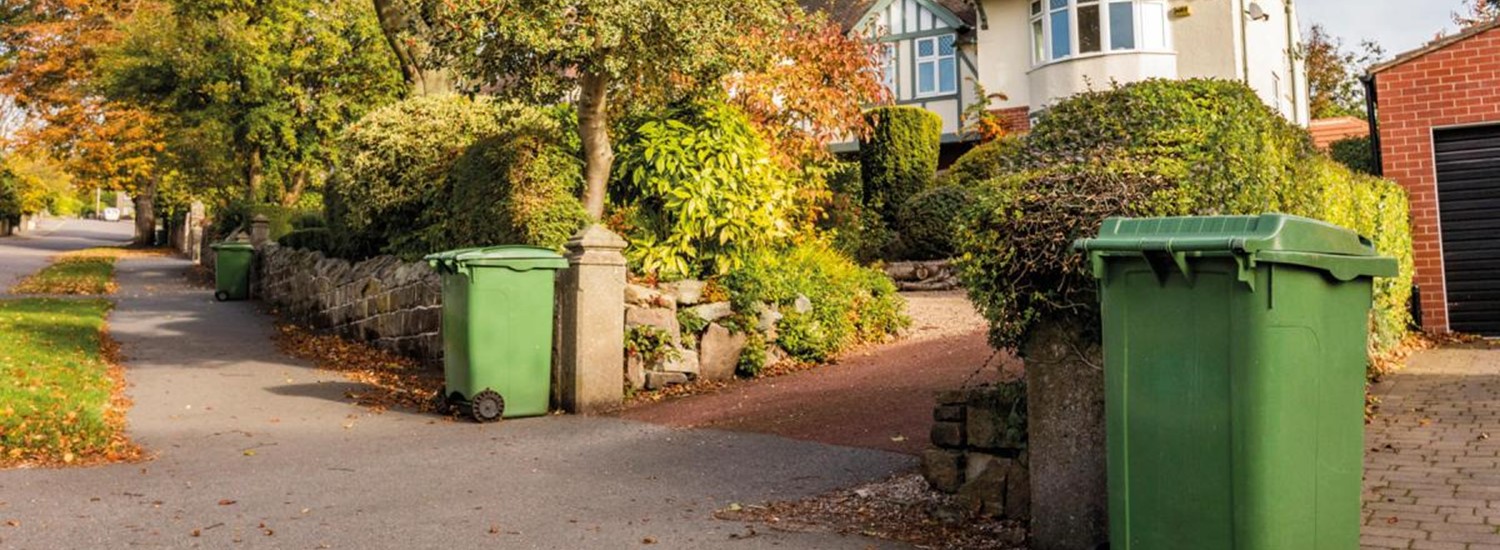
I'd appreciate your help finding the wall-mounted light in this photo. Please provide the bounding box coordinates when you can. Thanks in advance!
[1246,2,1271,21]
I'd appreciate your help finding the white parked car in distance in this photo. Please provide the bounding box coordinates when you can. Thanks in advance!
[102,208,121,222]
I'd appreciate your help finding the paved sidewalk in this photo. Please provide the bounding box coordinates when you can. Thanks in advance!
[1364,343,1500,549]
[0,256,913,549]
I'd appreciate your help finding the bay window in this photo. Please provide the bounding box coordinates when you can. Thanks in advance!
[1030,0,1169,64]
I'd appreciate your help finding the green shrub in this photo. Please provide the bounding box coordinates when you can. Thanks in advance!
[938,135,1026,187]
[1328,135,1377,175]
[277,228,336,253]
[737,331,768,377]
[613,101,794,279]
[209,202,302,241]
[445,106,589,251]
[291,211,326,230]
[325,95,506,259]
[816,160,890,262]
[723,239,909,362]
[954,79,1413,367]
[897,184,973,260]
[859,106,942,224]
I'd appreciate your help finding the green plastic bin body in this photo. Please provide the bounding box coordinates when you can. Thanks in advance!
[1076,214,1397,550]
[210,242,255,301]
[426,246,568,419]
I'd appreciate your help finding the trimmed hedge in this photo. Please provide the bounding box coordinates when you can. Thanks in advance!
[953,79,1414,368]
[325,95,506,259]
[859,106,941,224]
[937,135,1026,188]
[1329,135,1377,175]
[445,107,589,251]
[277,228,335,253]
[209,202,304,242]
[896,183,973,260]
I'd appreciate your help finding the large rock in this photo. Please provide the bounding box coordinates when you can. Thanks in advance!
[626,355,647,389]
[645,371,688,390]
[662,348,700,377]
[921,449,964,494]
[689,302,733,323]
[661,279,706,305]
[793,293,813,314]
[698,323,747,381]
[625,304,681,342]
[957,455,1015,517]
[755,303,783,332]
[625,284,667,307]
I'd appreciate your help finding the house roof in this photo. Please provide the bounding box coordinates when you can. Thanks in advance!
[799,0,980,32]
[1308,117,1370,150]
[1368,18,1500,75]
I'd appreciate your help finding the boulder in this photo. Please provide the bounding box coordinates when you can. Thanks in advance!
[661,279,706,305]
[625,305,681,342]
[625,284,666,307]
[793,293,813,314]
[645,371,688,390]
[921,449,964,494]
[698,323,748,381]
[626,354,647,389]
[689,302,733,323]
[755,303,783,332]
[662,348,700,377]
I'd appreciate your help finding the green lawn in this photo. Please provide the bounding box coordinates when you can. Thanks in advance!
[0,298,136,466]
[10,249,119,295]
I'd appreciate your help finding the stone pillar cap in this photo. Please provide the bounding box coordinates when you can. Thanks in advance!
[566,224,627,251]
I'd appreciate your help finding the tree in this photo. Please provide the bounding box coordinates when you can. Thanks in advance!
[0,0,170,244]
[428,0,790,219]
[100,0,403,206]
[724,9,889,164]
[370,0,454,96]
[1300,24,1384,120]
[1454,0,1500,28]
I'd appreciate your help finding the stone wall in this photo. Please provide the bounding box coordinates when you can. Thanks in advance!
[256,244,443,366]
[921,382,1030,520]
[622,280,794,391]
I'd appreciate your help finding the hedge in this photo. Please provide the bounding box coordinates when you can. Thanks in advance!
[953,79,1414,371]
[859,106,941,225]
[445,107,589,251]
[1329,135,1377,175]
[896,183,973,261]
[325,95,506,259]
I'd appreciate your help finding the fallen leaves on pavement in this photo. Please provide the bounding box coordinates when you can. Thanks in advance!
[272,323,443,413]
[713,473,1027,550]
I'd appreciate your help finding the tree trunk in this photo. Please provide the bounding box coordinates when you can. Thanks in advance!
[281,168,307,207]
[577,70,613,219]
[247,147,264,203]
[133,178,157,247]
[372,0,454,96]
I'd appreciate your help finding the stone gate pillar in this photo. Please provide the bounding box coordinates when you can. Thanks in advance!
[555,225,627,413]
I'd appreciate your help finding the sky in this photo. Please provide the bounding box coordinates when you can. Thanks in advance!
[1298,0,1469,57]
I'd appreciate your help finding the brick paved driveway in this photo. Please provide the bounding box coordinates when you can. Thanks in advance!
[1364,343,1500,549]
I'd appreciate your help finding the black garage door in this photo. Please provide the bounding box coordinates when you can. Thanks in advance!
[1436,124,1500,336]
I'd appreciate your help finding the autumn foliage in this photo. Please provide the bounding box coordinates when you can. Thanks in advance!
[726,10,890,163]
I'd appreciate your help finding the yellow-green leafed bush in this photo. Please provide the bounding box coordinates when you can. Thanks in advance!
[953,79,1414,370]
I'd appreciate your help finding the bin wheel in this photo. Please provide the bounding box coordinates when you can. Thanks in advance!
[214,290,230,302]
[431,387,452,415]
[470,390,505,423]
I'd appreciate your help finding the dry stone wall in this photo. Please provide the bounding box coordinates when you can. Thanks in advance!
[257,244,443,366]
[922,382,1030,520]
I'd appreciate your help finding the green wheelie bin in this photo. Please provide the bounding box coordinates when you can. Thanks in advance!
[1074,214,1397,550]
[425,246,568,422]
[210,241,255,302]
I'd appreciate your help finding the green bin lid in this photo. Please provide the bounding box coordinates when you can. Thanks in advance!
[426,245,567,271]
[1074,213,1397,281]
[211,241,254,251]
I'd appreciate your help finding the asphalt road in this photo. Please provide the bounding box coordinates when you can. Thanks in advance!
[0,252,914,549]
[0,217,134,292]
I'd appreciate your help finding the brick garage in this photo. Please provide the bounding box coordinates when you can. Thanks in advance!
[1369,20,1500,335]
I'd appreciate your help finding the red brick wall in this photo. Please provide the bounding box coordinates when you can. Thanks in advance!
[1375,25,1500,333]
[990,106,1032,134]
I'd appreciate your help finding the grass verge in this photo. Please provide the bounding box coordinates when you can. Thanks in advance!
[10,247,173,295]
[0,298,140,467]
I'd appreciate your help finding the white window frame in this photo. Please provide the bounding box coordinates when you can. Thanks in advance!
[1030,0,1171,67]
[913,34,958,98]
[882,43,899,96]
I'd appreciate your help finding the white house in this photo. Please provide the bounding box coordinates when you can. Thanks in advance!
[809,0,1309,150]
